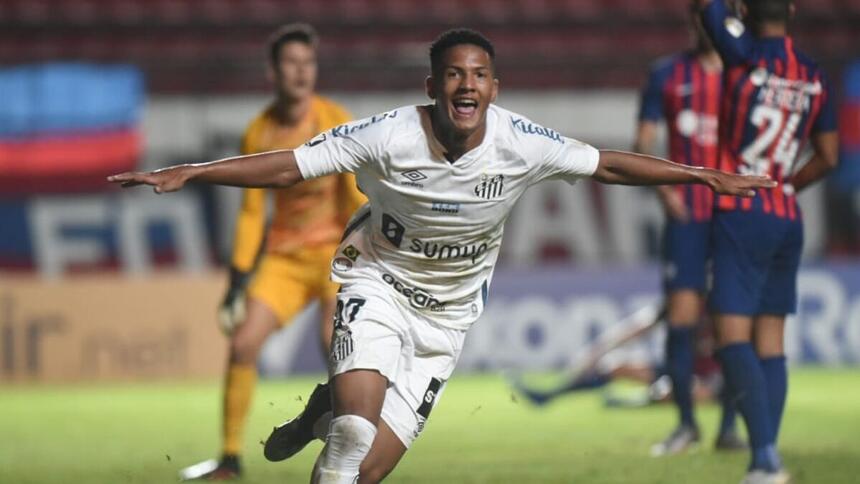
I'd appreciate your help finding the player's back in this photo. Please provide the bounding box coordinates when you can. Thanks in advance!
[701,2,834,219]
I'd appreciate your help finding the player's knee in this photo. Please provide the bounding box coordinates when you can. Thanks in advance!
[318,415,377,474]
[667,291,701,325]
[228,331,261,364]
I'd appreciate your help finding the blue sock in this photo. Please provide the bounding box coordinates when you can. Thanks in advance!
[666,325,696,427]
[718,384,738,435]
[562,372,611,393]
[718,343,780,471]
[760,355,787,442]
[520,372,611,406]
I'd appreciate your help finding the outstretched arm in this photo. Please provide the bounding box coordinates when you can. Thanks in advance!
[107,149,303,193]
[593,150,775,196]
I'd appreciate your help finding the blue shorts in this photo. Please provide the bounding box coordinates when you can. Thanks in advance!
[709,210,803,316]
[662,219,711,293]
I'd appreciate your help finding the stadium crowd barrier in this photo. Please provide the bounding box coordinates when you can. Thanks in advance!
[7,262,856,383]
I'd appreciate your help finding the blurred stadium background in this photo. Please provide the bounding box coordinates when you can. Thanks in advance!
[2,1,860,483]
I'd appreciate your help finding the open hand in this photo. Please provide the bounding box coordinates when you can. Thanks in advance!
[107,165,193,193]
[707,170,776,197]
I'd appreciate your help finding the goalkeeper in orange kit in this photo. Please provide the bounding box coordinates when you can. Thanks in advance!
[179,23,365,481]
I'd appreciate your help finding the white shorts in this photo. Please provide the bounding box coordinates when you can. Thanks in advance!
[328,280,466,448]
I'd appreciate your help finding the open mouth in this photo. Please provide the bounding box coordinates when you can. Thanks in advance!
[452,98,478,118]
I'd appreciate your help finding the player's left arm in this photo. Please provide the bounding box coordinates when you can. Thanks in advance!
[791,81,839,192]
[592,150,775,197]
[791,131,838,192]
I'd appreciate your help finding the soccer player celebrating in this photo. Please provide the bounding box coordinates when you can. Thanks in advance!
[698,1,839,483]
[179,24,364,481]
[636,2,745,455]
[111,29,774,484]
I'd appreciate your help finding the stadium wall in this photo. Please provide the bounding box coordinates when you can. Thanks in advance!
[0,273,226,382]
[260,263,860,377]
[4,262,857,383]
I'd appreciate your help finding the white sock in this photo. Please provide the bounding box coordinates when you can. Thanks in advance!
[313,415,377,484]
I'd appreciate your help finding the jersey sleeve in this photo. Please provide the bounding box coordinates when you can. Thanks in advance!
[230,120,267,272]
[532,135,601,185]
[230,188,267,272]
[293,113,391,180]
[700,0,755,66]
[639,64,667,122]
[813,73,838,134]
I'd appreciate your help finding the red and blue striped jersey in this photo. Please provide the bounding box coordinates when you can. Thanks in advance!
[701,0,837,219]
[640,52,722,222]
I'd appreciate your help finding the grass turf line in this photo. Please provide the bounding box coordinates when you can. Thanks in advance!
[1,369,858,483]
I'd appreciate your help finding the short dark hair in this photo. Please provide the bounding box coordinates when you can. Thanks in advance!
[744,0,791,23]
[429,29,495,74]
[268,23,318,65]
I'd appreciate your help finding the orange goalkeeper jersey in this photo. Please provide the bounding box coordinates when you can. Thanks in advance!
[230,95,366,271]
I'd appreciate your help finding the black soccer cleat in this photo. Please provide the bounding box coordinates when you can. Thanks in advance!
[264,383,331,462]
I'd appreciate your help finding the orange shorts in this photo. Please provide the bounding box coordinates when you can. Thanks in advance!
[247,244,340,325]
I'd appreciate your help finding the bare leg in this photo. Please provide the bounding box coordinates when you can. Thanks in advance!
[229,298,280,365]
[714,313,753,347]
[318,298,336,356]
[753,315,785,358]
[358,420,408,484]
[666,289,703,327]
[310,369,388,484]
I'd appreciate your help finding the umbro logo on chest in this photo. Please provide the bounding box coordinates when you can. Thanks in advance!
[400,169,427,188]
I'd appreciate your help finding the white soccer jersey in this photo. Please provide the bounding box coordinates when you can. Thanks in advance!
[294,104,599,329]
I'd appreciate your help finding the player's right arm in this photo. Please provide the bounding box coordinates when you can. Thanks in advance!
[109,114,382,192]
[108,149,305,193]
[698,0,754,66]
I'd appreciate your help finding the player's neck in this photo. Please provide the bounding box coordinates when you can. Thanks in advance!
[274,95,312,126]
[430,109,486,163]
[756,22,788,38]
[696,49,722,71]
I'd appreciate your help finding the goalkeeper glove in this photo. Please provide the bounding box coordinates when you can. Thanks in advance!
[218,267,253,335]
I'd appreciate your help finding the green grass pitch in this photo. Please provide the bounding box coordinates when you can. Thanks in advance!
[2,369,858,483]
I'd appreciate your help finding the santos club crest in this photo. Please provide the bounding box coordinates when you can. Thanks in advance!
[474,174,504,200]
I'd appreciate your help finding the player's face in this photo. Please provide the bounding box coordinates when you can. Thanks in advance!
[427,44,499,138]
[270,41,317,102]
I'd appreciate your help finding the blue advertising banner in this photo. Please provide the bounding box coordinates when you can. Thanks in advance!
[261,263,860,376]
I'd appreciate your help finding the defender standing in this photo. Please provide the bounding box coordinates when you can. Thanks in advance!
[699,1,839,482]
[636,2,744,455]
